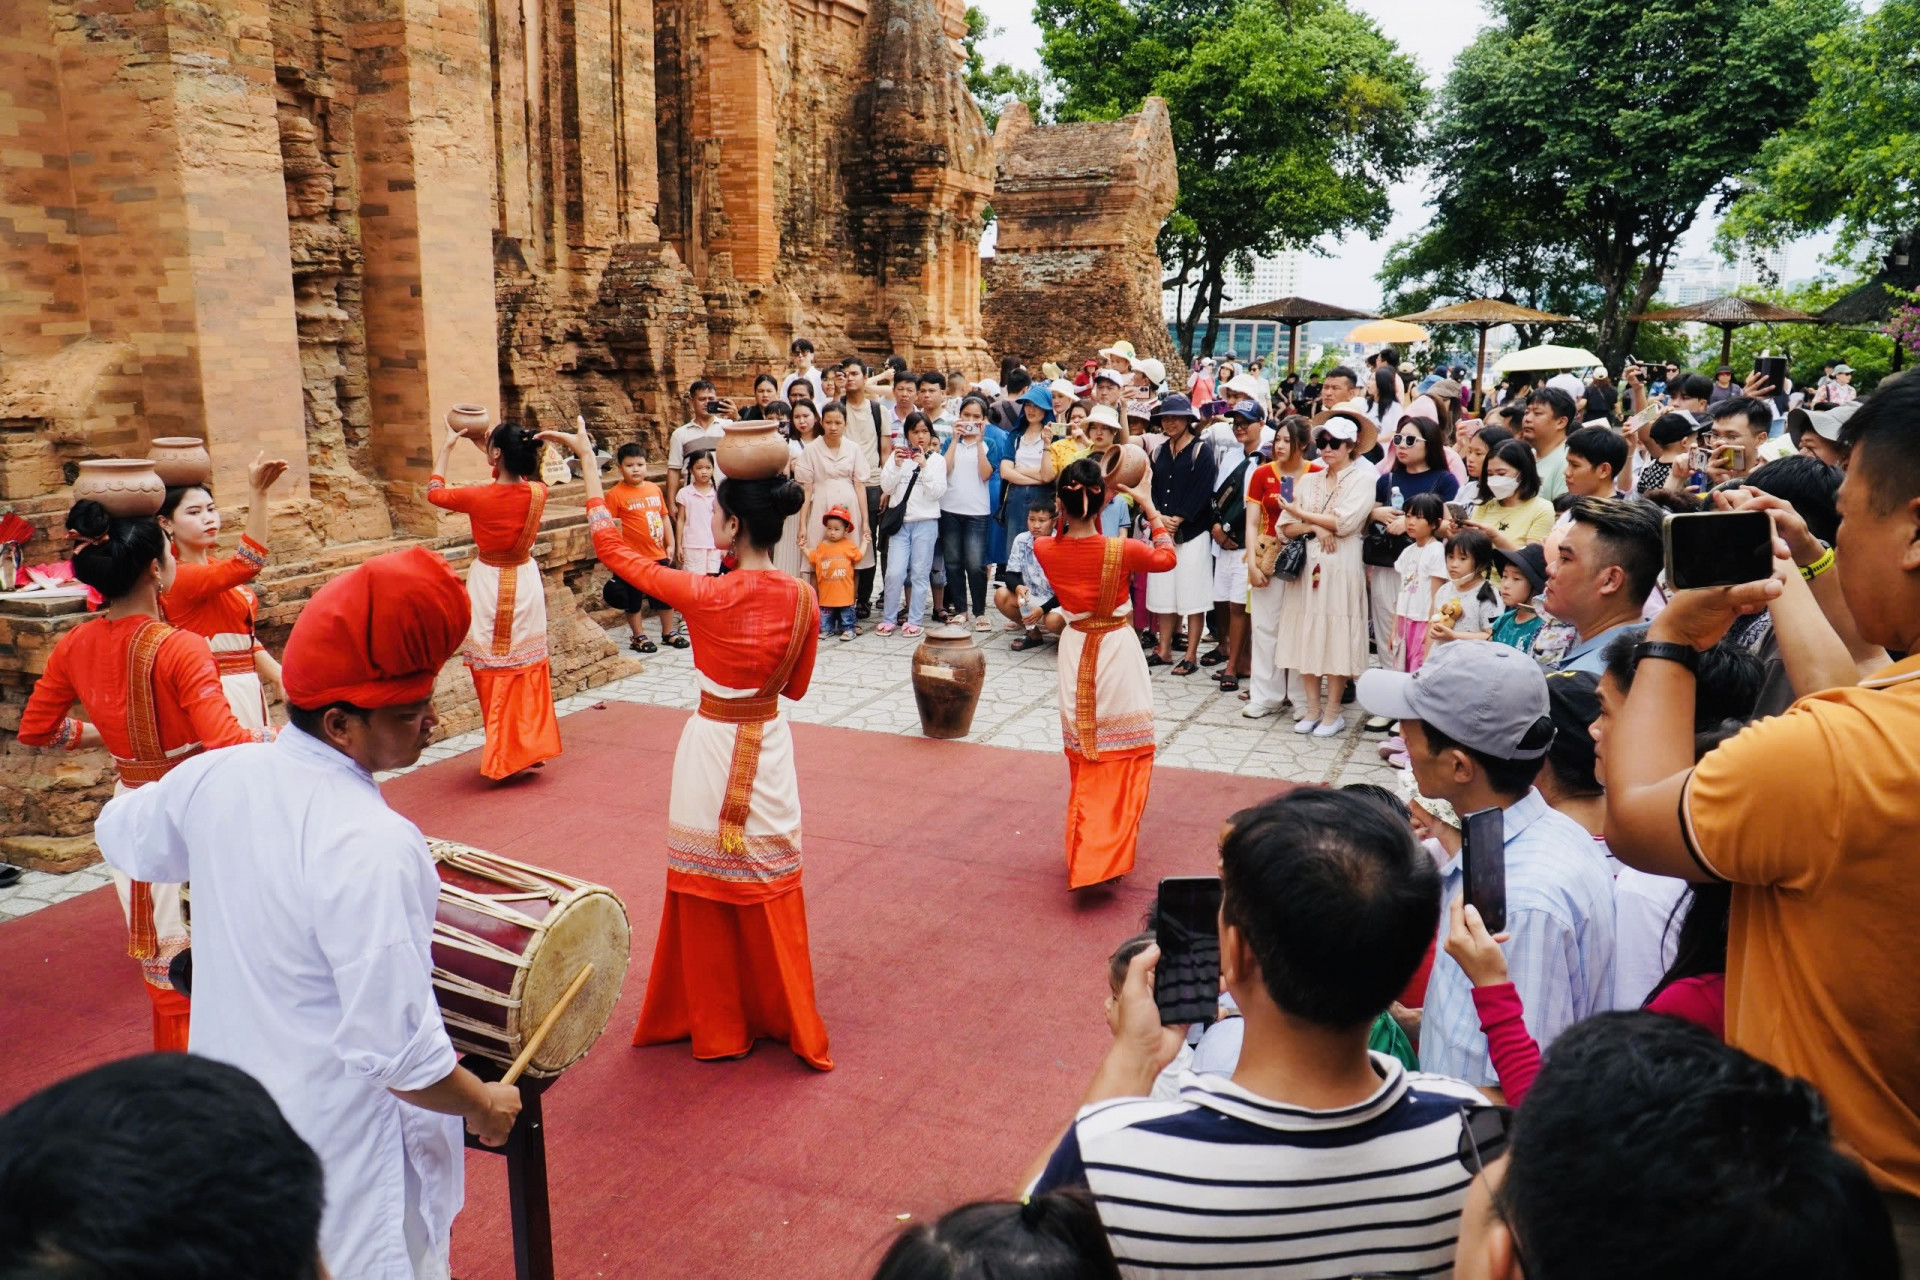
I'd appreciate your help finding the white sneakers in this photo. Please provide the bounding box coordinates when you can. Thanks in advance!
[1242,701,1281,719]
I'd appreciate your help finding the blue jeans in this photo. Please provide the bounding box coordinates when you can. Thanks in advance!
[883,518,939,626]
[819,604,857,636]
[940,510,992,617]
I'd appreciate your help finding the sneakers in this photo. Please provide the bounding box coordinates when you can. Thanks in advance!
[1313,716,1345,737]
[1242,701,1281,719]
[1378,734,1406,759]
[1364,714,1394,733]
[838,631,854,643]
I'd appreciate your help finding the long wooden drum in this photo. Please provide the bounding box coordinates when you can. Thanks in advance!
[428,840,632,1079]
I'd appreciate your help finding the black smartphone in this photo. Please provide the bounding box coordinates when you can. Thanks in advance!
[1753,356,1788,391]
[1461,807,1506,935]
[1153,876,1223,1027]
[1665,509,1775,590]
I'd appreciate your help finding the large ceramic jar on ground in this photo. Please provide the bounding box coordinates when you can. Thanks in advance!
[147,437,212,487]
[73,458,165,517]
[716,419,789,480]
[910,624,987,739]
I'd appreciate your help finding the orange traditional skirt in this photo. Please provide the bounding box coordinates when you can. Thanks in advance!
[633,675,832,1069]
[463,557,563,780]
[1057,602,1158,890]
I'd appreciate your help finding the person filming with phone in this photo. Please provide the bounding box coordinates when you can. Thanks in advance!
[1026,789,1490,1276]
[1605,374,1920,1271]
[1357,642,1616,1094]
[1703,396,1772,486]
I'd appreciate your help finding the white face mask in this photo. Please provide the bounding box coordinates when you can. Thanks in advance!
[1486,474,1521,500]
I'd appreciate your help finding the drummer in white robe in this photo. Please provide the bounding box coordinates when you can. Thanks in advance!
[97,546,521,1280]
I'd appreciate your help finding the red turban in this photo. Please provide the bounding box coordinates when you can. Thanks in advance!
[282,546,471,710]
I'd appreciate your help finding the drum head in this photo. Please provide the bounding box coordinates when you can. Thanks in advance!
[519,888,631,1077]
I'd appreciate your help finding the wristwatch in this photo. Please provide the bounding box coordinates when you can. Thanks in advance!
[1633,640,1699,672]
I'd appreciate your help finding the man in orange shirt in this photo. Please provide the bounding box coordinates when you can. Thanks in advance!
[1605,373,1920,1270]
[807,506,863,641]
[604,443,682,653]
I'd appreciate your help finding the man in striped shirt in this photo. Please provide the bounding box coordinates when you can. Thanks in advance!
[1031,789,1492,1278]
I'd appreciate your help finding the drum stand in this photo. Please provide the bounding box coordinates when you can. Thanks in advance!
[461,1055,556,1280]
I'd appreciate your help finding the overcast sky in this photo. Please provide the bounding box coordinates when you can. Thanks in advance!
[969,0,1836,308]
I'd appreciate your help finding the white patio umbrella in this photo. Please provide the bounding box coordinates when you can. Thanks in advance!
[1491,344,1602,375]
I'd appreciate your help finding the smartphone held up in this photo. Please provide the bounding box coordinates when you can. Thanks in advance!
[1153,876,1223,1027]
[1664,510,1775,591]
[1461,807,1506,935]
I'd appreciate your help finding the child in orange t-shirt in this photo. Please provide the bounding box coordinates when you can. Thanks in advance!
[807,507,862,641]
[604,443,683,653]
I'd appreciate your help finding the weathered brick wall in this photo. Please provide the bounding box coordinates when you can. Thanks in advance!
[982,100,1181,375]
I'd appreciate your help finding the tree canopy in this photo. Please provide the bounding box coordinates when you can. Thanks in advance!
[1034,0,1428,359]
[962,6,1045,132]
[1388,0,1847,372]
[1720,0,1920,259]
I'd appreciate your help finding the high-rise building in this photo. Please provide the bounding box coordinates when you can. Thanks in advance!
[1658,246,1791,304]
[1162,249,1303,320]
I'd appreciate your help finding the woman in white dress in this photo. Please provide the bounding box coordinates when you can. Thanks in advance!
[1271,406,1378,736]
[795,401,870,572]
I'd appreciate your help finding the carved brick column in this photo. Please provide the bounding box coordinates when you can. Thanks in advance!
[348,0,500,529]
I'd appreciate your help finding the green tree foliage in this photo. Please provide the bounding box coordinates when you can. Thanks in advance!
[1035,0,1428,360]
[1399,0,1847,373]
[963,6,1045,132]
[1721,0,1920,258]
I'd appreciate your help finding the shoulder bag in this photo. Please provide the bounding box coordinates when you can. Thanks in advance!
[1252,463,1288,577]
[875,463,920,541]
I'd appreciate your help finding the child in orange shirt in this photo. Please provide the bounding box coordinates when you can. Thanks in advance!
[604,443,684,653]
[807,507,863,642]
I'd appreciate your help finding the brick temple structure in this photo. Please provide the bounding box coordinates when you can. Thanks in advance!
[982,100,1180,373]
[0,0,1004,864]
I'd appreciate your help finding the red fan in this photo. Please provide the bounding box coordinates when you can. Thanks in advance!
[0,513,33,546]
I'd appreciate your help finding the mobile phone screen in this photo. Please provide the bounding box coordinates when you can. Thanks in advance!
[1461,807,1506,934]
[1446,502,1470,524]
[1691,446,1712,473]
[1664,510,1775,591]
[1153,876,1223,1027]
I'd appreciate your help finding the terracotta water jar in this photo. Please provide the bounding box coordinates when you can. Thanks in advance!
[147,437,212,487]
[73,458,165,517]
[447,403,493,444]
[1101,443,1150,497]
[716,419,790,480]
[910,625,987,739]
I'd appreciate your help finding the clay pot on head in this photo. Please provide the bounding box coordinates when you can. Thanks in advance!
[1101,443,1150,497]
[73,458,166,518]
[715,419,790,481]
[446,403,493,445]
[147,437,212,488]
[910,625,987,740]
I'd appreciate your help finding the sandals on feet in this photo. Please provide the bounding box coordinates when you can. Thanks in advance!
[1010,629,1043,651]
[1199,649,1228,667]
[1144,652,1171,668]
[1217,675,1240,692]
[1172,658,1199,677]
[629,636,657,654]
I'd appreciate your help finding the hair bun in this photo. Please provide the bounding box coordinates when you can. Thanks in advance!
[771,477,805,519]
[66,499,113,540]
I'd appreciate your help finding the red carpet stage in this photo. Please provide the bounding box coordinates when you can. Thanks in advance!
[0,703,1295,1278]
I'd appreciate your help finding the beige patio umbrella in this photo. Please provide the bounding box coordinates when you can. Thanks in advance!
[1394,299,1577,411]
[1347,318,1430,346]
[1630,295,1822,367]
[1219,296,1379,373]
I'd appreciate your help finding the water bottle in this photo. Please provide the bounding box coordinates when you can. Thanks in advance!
[1390,485,1404,511]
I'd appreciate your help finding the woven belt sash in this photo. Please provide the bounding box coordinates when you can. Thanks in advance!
[213,650,256,677]
[1065,538,1130,762]
[710,590,815,857]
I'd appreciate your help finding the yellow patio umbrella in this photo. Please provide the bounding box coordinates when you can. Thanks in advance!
[1347,319,1429,345]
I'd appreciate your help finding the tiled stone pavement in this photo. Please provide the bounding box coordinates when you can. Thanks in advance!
[0,620,1397,922]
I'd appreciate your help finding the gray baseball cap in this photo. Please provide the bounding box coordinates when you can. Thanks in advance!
[1357,641,1555,759]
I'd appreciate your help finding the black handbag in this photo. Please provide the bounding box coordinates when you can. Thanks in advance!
[1275,534,1309,580]
[876,464,920,540]
[1212,457,1251,550]
[1362,524,1410,568]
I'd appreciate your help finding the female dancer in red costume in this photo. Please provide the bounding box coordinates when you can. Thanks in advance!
[546,420,832,1069]
[19,500,261,1049]
[1032,458,1177,889]
[428,421,564,779]
[157,453,289,730]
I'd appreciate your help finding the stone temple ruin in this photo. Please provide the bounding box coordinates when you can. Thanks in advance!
[0,0,1177,864]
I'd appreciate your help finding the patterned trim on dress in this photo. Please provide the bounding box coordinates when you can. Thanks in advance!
[587,505,616,533]
[490,559,519,658]
[427,476,448,494]
[667,822,803,884]
[1061,708,1156,757]
[464,637,551,670]
[51,716,83,750]
[235,536,268,571]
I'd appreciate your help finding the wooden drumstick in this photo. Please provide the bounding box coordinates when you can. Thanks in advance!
[501,962,595,1086]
